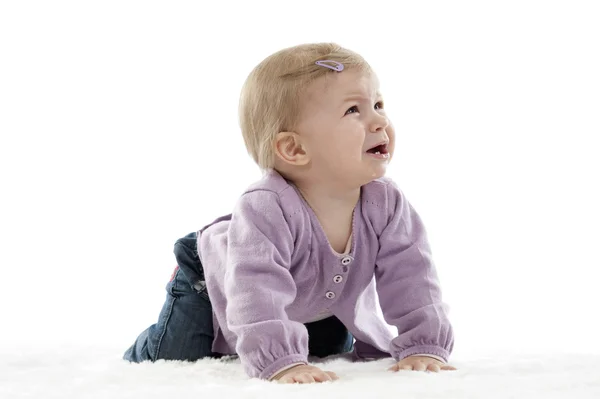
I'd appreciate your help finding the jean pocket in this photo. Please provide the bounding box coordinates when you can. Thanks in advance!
[192,279,210,301]
[169,268,210,301]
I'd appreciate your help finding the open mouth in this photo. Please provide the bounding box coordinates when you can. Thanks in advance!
[366,143,389,155]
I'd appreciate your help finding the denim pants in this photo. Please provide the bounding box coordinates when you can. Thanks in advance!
[123,232,354,362]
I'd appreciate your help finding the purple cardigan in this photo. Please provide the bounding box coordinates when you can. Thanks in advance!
[197,170,454,379]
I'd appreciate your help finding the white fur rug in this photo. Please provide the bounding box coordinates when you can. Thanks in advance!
[3,344,599,398]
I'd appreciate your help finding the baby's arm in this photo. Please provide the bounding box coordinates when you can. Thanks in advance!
[223,190,309,380]
[374,182,454,363]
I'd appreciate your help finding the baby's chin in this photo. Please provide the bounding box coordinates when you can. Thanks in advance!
[368,170,387,181]
[367,163,390,181]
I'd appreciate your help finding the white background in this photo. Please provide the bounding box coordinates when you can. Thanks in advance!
[1,0,598,359]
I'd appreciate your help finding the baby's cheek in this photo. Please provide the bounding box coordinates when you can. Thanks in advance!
[387,129,396,158]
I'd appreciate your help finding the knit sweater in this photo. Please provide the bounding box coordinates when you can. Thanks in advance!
[197,170,454,379]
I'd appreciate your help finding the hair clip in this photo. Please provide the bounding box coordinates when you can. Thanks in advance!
[315,60,344,72]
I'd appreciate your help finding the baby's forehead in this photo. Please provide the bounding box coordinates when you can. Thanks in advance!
[304,70,381,104]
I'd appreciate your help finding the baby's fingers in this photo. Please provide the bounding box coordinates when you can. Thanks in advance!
[278,375,295,384]
[312,370,341,383]
[441,364,457,371]
[426,363,441,373]
[388,363,413,371]
[325,371,339,381]
[315,370,340,382]
[293,373,316,384]
[276,366,339,384]
[413,362,427,372]
[312,370,335,383]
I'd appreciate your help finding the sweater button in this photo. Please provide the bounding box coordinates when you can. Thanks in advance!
[341,256,353,266]
[333,275,343,283]
[325,291,336,299]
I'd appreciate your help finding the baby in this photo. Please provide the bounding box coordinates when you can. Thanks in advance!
[124,42,456,383]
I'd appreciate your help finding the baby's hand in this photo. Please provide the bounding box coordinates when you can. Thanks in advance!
[273,364,339,384]
[388,355,457,373]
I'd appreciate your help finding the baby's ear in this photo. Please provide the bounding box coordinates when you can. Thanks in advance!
[274,132,310,166]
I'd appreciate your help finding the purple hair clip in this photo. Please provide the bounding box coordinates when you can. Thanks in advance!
[315,60,344,72]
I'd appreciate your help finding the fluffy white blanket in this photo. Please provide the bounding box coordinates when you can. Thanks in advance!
[3,345,598,398]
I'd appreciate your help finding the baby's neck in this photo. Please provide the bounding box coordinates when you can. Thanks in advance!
[293,180,359,253]
[293,180,360,220]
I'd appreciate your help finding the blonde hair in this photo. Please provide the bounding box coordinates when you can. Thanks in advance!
[239,42,372,171]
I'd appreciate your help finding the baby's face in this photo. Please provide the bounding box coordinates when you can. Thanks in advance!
[295,69,395,187]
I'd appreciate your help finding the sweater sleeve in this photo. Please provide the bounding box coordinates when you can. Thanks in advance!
[374,182,454,362]
[224,190,308,379]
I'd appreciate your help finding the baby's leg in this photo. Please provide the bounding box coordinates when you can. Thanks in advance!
[123,232,218,362]
[305,316,354,358]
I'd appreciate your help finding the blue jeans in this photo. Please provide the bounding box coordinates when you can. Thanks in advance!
[123,232,354,362]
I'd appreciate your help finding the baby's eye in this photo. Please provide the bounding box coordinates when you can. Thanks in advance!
[375,101,384,110]
[345,105,359,115]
